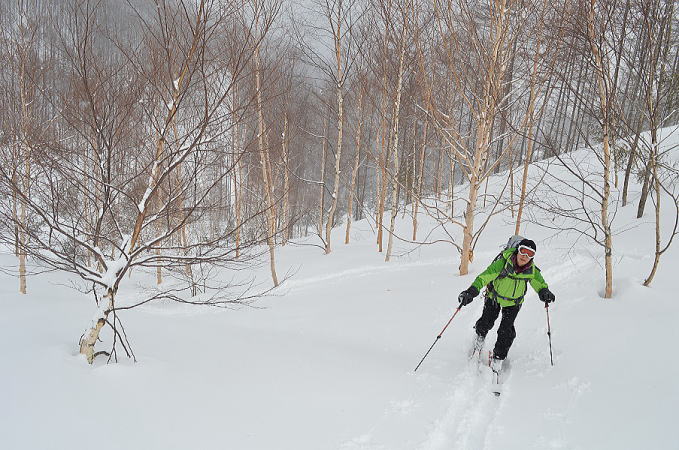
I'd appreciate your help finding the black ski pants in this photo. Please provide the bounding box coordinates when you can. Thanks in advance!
[474,295,522,360]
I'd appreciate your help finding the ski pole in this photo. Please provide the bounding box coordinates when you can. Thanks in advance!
[414,306,463,372]
[545,303,554,366]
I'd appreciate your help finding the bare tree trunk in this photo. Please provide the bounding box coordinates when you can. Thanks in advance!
[345,91,364,244]
[644,130,661,286]
[547,66,570,146]
[18,56,30,295]
[255,41,279,287]
[385,40,407,262]
[79,289,115,363]
[609,0,632,190]
[325,23,346,254]
[459,0,512,275]
[637,164,652,218]
[460,122,488,275]
[403,126,415,220]
[409,126,417,219]
[282,114,290,244]
[11,165,19,257]
[127,2,206,254]
[376,108,388,252]
[18,166,28,295]
[588,0,613,298]
[482,141,490,209]
[515,49,542,235]
[514,129,535,235]
[167,98,195,285]
[448,149,455,213]
[493,38,517,174]
[509,153,515,217]
[412,122,427,240]
[155,154,163,285]
[319,115,328,236]
[373,125,382,235]
[622,113,643,207]
[434,147,443,198]
[233,95,242,258]
[642,0,673,284]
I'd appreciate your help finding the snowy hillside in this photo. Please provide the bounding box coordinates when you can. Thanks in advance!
[1,129,678,450]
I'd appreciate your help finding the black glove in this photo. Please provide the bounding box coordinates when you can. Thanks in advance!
[458,286,479,306]
[539,288,555,304]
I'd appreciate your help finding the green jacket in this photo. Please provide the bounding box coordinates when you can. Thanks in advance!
[471,249,549,307]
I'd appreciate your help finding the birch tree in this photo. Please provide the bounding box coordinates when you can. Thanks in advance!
[629,0,678,286]
[295,0,363,253]
[381,0,414,262]
[584,0,622,297]
[344,82,365,244]
[0,0,281,363]
[0,3,49,294]
[513,0,562,235]
[253,0,280,286]
[421,0,523,275]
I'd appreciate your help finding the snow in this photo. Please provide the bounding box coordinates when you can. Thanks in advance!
[99,256,127,290]
[1,129,678,449]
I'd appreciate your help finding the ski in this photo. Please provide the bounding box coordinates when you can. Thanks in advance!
[491,372,502,397]
[488,351,505,396]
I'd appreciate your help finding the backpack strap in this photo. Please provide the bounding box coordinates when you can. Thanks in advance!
[486,283,525,305]
[486,252,529,304]
[496,251,514,280]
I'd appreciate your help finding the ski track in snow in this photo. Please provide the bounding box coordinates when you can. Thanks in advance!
[418,361,508,450]
[319,253,571,450]
[281,258,451,293]
[341,357,510,450]
[134,246,591,447]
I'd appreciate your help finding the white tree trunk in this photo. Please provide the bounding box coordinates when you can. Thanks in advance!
[459,0,511,275]
[412,122,427,241]
[282,114,290,244]
[588,0,613,298]
[345,91,364,245]
[255,42,279,287]
[385,41,407,262]
[79,290,115,364]
[325,32,345,254]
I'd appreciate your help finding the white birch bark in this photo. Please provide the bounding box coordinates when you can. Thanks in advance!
[325,10,346,254]
[255,40,279,287]
[459,0,512,275]
[282,114,290,244]
[588,0,613,298]
[385,38,407,262]
[412,122,427,241]
[319,115,328,236]
[345,91,364,245]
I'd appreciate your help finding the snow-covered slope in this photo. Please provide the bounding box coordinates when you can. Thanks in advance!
[1,128,677,450]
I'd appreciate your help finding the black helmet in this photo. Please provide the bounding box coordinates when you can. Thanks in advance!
[518,239,536,252]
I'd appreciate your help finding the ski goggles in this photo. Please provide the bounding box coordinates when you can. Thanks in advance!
[517,245,536,258]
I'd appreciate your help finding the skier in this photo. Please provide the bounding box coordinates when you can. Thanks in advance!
[457,238,555,372]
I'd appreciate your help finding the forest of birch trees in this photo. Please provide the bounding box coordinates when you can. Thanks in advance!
[0,0,677,361]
